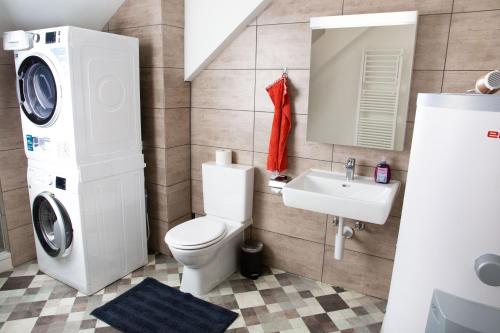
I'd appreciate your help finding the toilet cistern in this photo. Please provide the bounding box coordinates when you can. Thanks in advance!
[345,157,356,181]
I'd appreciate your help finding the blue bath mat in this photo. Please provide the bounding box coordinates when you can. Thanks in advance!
[91,277,238,333]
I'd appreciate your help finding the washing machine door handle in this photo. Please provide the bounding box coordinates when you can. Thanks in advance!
[38,192,67,257]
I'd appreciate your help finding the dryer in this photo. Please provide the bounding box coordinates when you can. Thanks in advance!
[14,26,142,166]
[27,157,148,295]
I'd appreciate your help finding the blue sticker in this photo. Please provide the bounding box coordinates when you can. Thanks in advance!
[26,135,33,151]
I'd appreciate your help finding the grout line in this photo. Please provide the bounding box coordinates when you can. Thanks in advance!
[191,143,410,172]
[252,226,395,262]
[139,66,184,70]
[109,23,184,32]
[440,5,454,92]
[201,68,310,71]
[191,106,254,113]
[451,8,500,14]
[1,185,28,193]
[252,24,258,166]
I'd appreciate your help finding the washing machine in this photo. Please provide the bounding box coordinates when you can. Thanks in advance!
[13,26,142,166]
[27,157,148,295]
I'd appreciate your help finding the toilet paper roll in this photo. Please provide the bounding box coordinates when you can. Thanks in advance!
[215,149,232,165]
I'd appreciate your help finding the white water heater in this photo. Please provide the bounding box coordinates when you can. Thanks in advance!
[383,93,500,332]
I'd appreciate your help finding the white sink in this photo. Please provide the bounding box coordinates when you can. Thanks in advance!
[282,169,400,225]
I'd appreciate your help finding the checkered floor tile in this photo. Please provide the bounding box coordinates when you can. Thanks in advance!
[0,254,386,332]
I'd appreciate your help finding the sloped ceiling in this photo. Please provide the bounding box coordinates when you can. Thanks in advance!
[185,0,271,81]
[0,0,125,34]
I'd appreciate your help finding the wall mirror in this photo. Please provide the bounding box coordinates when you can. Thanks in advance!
[307,11,417,151]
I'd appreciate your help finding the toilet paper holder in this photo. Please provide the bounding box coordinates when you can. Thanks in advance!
[268,174,291,194]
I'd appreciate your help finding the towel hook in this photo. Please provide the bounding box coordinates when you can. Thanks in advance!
[282,67,288,77]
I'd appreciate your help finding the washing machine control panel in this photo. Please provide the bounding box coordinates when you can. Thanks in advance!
[56,177,66,190]
[42,30,61,44]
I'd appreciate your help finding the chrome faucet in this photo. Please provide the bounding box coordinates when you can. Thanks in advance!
[345,158,356,181]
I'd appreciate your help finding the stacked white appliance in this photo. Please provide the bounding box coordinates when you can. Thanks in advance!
[383,93,500,332]
[11,26,148,294]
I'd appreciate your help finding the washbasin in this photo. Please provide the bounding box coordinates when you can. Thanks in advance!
[282,169,400,224]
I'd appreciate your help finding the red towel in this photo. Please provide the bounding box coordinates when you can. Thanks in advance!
[266,75,292,173]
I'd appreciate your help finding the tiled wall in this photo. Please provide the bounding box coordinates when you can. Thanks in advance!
[0,40,35,266]
[109,0,191,255]
[190,0,500,298]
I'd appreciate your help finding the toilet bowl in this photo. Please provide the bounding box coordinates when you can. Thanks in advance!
[165,162,254,295]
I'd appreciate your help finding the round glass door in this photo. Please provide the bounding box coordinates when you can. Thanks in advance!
[17,56,58,126]
[32,192,73,257]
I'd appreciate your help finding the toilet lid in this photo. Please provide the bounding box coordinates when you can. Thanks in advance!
[165,217,227,250]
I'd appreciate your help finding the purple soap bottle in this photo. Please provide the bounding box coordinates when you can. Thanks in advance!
[375,159,391,184]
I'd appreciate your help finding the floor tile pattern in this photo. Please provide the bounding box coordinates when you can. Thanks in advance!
[0,255,386,332]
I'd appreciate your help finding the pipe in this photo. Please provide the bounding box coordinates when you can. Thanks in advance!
[335,217,345,260]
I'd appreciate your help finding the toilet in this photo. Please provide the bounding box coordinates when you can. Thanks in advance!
[165,161,254,295]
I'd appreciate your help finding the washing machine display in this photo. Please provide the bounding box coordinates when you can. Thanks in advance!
[17,56,59,126]
[32,192,73,258]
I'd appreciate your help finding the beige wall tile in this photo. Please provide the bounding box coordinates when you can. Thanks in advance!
[0,108,22,151]
[0,38,14,65]
[9,224,36,266]
[3,187,31,231]
[256,23,311,69]
[162,0,185,28]
[140,68,188,109]
[144,147,167,186]
[109,0,162,29]
[191,70,255,110]
[167,181,191,221]
[148,219,165,254]
[446,11,500,70]
[165,108,190,148]
[343,0,453,15]
[257,0,342,25]
[164,26,184,68]
[112,25,164,68]
[253,152,330,193]
[0,64,17,108]
[252,229,324,280]
[322,246,394,299]
[453,0,500,12]
[147,183,168,222]
[142,108,166,148]
[253,192,327,243]
[191,179,204,215]
[255,70,310,114]
[414,14,451,70]
[442,71,490,93]
[164,68,191,108]
[191,145,253,181]
[325,216,400,260]
[191,108,254,151]
[149,215,190,255]
[141,68,165,108]
[408,71,444,122]
[0,149,27,191]
[254,112,333,161]
[166,145,191,186]
[207,26,256,70]
[144,146,190,186]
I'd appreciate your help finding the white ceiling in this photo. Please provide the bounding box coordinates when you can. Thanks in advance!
[0,0,125,34]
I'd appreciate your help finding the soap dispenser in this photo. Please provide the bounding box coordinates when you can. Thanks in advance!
[374,159,391,184]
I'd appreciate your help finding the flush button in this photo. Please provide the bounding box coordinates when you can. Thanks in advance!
[475,254,500,286]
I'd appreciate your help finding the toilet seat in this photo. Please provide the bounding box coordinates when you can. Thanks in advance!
[165,217,227,250]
